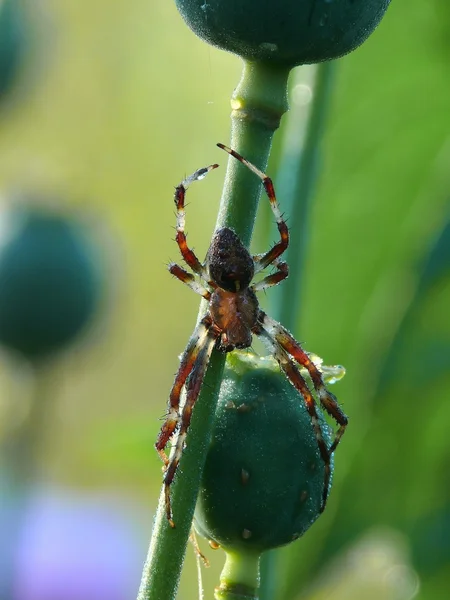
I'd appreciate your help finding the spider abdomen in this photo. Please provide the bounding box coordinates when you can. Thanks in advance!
[210,287,258,352]
[207,227,254,291]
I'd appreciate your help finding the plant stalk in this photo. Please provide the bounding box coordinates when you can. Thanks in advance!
[271,61,336,330]
[215,551,261,600]
[0,364,55,600]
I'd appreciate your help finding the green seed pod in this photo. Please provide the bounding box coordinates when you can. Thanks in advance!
[0,203,104,361]
[175,0,391,66]
[195,351,333,553]
[0,0,25,97]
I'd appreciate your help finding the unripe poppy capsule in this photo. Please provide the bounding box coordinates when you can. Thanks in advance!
[0,204,104,361]
[175,0,391,66]
[195,352,333,553]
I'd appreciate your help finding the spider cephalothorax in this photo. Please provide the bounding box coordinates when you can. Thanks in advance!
[156,143,348,527]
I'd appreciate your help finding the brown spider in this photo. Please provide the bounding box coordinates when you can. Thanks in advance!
[156,143,348,527]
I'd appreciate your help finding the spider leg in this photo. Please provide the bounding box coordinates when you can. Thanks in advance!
[254,322,332,512]
[169,262,211,300]
[163,327,218,527]
[251,257,289,292]
[259,312,348,454]
[217,143,289,272]
[155,315,213,465]
[175,163,219,280]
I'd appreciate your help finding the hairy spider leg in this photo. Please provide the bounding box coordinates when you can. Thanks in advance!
[260,312,348,455]
[217,143,289,272]
[254,323,332,512]
[168,263,211,300]
[175,163,219,279]
[251,256,289,292]
[189,528,210,568]
[155,316,212,465]
[163,328,218,527]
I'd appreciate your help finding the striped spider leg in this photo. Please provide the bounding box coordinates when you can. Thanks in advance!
[253,312,348,511]
[156,163,221,527]
[156,315,219,527]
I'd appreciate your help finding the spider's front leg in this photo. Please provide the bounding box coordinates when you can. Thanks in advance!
[217,143,289,271]
[163,326,218,527]
[174,163,219,279]
[260,312,348,454]
[155,316,212,465]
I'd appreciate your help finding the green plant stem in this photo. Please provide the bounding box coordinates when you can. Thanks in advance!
[215,551,261,600]
[258,551,278,600]
[260,62,336,600]
[271,61,336,330]
[137,59,290,600]
[0,364,55,599]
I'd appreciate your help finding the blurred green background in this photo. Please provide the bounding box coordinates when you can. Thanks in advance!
[0,0,449,599]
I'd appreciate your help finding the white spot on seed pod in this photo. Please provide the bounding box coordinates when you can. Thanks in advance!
[259,42,278,52]
[241,468,250,485]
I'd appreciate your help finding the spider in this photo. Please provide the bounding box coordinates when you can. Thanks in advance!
[156,143,348,528]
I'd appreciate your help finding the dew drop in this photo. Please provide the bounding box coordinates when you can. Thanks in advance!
[292,83,312,106]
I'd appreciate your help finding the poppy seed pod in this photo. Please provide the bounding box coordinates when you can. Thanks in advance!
[0,0,25,97]
[195,352,333,553]
[0,204,104,362]
[175,0,391,66]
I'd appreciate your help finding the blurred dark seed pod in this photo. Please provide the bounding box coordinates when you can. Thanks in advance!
[195,352,332,553]
[0,0,25,97]
[0,202,104,362]
[175,0,391,66]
